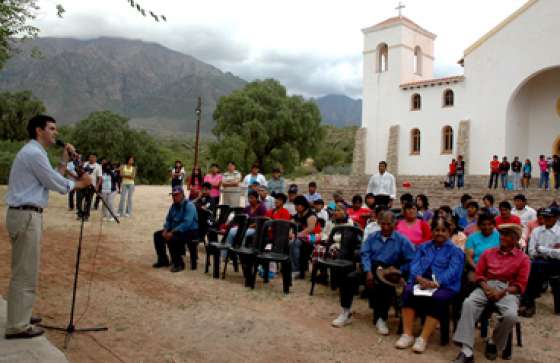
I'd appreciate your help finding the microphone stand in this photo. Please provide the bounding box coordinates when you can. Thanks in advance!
[40,185,119,349]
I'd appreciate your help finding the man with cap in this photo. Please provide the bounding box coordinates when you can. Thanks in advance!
[284,184,298,215]
[519,207,560,317]
[152,186,199,272]
[453,223,530,363]
[332,211,415,336]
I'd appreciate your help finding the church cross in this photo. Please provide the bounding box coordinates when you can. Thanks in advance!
[395,1,406,18]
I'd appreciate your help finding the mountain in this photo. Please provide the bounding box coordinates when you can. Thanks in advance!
[313,94,362,127]
[0,37,247,134]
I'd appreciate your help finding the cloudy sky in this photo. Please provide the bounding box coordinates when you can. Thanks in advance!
[34,0,528,98]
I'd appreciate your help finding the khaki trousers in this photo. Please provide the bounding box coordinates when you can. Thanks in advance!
[222,189,240,207]
[5,208,42,334]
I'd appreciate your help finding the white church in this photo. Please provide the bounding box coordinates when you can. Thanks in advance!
[356,0,560,177]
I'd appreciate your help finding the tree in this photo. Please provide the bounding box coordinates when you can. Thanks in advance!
[0,90,46,140]
[0,0,40,70]
[70,110,167,184]
[210,79,323,173]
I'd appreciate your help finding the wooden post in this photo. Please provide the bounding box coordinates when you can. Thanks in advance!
[194,96,202,168]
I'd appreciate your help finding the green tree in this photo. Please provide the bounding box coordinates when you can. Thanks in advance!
[0,90,46,140]
[70,110,167,184]
[314,125,357,174]
[210,79,323,173]
[0,0,40,70]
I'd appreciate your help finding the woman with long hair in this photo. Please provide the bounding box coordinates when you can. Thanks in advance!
[118,156,136,217]
[187,165,203,200]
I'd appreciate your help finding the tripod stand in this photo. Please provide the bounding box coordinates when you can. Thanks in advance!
[41,187,119,349]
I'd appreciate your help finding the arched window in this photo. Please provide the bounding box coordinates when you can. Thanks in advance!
[442,126,454,154]
[410,128,421,154]
[411,93,421,111]
[443,89,454,107]
[413,46,422,75]
[377,43,388,73]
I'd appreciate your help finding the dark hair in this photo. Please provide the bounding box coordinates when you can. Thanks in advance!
[313,199,325,206]
[190,166,203,186]
[27,115,56,139]
[251,163,259,170]
[477,213,496,226]
[227,161,236,166]
[513,194,526,202]
[499,201,512,210]
[375,204,388,215]
[379,161,387,166]
[365,193,375,200]
[275,193,287,203]
[402,201,416,211]
[210,163,219,169]
[309,181,317,187]
[466,200,479,209]
[293,195,310,209]
[482,194,494,204]
[352,195,363,204]
[126,156,134,164]
[202,182,212,189]
[272,168,281,173]
[248,190,259,200]
[430,217,452,232]
[400,193,414,204]
[460,194,472,204]
[416,194,429,209]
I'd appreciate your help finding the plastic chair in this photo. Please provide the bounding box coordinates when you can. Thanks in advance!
[204,205,231,273]
[309,225,363,296]
[480,303,522,360]
[224,216,269,284]
[251,220,298,294]
[206,214,248,279]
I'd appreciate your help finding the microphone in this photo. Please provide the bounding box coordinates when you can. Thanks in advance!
[56,139,66,148]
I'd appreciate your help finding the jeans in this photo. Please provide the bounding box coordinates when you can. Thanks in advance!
[101,191,116,219]
[500,173,509,189]
[119,184,135,215]
[488,173,499,189]
[447,175,455,188]
[456,174,464,189]
[522,258,560,306]
[512,172,522,190]
[539,171,549,189]
[153,229,199,269]
[223,227,255,257]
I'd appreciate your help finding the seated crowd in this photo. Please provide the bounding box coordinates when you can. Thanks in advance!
[152,161,560,362]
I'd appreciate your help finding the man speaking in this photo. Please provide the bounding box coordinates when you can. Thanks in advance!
[4,115,91,339]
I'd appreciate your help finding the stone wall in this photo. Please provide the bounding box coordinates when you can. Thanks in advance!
[457,120,471,175]
[386,125,400,174]
[351,127,367,175]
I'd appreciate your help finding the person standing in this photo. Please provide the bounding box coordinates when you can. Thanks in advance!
[221,161,242,207]
[100,160,118,222]
[447,158,457,189]
[204,163,223,207]
[5,115,91,339]
[488,155,500,189]
[77,153,102,221]
[242,163,267,201]
[538,155,549,190]
[511,156,522,191]
[187,166,203,200]
[267,168,285,196]
[553,155,560,190]
[66,153,80,210]
[170,160,185,189]
[456,155,466,189]
[499,156,510,190]
[522,159,532,190]
[118,156,136,217]
[367,161,396,208]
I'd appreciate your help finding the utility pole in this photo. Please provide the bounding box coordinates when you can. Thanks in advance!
[193,96,202,168]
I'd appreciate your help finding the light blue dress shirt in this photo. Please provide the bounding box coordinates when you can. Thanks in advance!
[6,140,75,208]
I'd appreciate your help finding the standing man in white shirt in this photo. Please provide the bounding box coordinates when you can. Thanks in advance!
[5,115,91,339]
[76,153,102,221]
[366,161,397,208]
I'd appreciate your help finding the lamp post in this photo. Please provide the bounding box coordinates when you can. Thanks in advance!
[193,96,201,169]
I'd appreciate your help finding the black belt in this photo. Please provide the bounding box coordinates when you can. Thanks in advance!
[9,205,43,214]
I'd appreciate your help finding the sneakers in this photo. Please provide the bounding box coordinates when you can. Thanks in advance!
[412,337,426,353]
[395,334,414,349]
[375,318,389,335]
[332,311,352,327]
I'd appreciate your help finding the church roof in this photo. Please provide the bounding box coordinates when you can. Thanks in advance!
[362,16,437,40]
[464,0,538,57]
[400,76,465,90]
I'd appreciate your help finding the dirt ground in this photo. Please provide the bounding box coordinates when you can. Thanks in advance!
[0,185,559,363]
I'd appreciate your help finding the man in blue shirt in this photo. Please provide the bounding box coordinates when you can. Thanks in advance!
[153,186,199,272]
[5,115,91,340]
[332,211,415,335]
[454,194,472,221]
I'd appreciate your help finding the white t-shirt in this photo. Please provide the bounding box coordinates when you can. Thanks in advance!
[83,162,102,186]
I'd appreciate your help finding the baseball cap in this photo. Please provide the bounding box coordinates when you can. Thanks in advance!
[170,186,184,195]
[288,184,298,194]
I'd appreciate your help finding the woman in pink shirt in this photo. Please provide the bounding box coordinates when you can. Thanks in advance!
[204,163,223,206]
[396,202,432,246]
